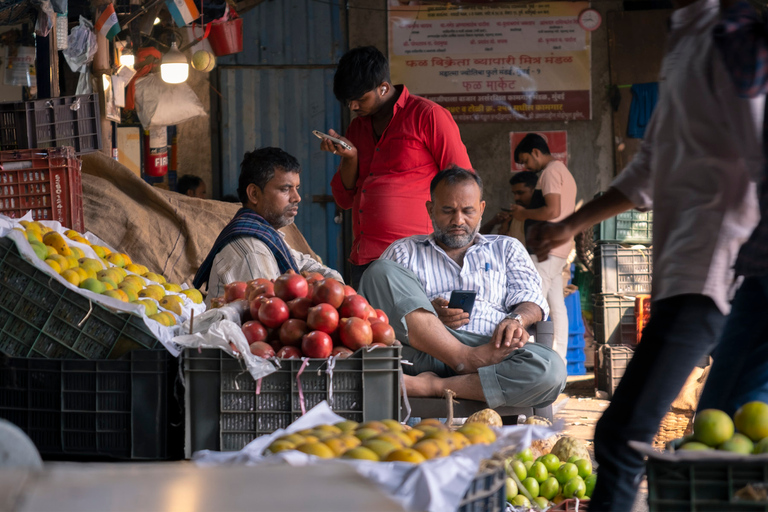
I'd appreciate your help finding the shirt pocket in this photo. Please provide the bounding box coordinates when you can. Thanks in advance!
[375,138,433,173]
[467,269,507,308]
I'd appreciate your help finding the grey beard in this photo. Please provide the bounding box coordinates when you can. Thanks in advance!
[433,219,481,249]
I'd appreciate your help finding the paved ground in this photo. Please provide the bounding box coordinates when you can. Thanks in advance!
[555,374,649,512]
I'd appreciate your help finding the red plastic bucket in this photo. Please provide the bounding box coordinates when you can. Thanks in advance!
[208,18,243,56]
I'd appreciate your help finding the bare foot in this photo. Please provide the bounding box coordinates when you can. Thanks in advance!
[403,372,443,397]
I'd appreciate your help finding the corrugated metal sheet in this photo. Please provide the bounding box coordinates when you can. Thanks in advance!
[219,66,343,270]
[218,0,344,66]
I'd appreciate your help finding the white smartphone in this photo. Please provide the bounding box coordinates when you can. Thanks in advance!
[312,130,352,151]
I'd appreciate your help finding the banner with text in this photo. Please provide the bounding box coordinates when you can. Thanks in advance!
[389,2,591,122]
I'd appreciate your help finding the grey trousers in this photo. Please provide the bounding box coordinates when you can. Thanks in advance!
[359,260,566,409]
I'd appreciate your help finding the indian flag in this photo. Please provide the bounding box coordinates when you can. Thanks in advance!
[95,4,120,40]
[166,0,200,27]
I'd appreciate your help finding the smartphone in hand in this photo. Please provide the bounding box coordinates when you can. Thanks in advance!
[448,290,477,316]
[312,130,352,151]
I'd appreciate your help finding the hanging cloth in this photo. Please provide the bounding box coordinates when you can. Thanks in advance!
[627,83,659,139]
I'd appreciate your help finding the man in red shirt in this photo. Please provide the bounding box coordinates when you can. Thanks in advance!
[320,46,472,288]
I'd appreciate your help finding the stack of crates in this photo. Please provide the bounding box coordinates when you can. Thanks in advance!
[565,288,586,376]
[593,210,653,398]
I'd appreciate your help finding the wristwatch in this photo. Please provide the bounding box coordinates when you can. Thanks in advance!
[506,313,524,325]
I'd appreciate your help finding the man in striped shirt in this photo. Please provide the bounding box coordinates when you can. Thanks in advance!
[359,167,566,409]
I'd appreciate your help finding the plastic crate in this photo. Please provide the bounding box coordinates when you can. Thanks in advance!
[635,295,651,344]
[0,349,182,460]
[646,457,768,512]
[565,290,585,335]
[0,236,162,359]
[596,244,653,295]
[183,347,402,457]
[0,94,101,154]
[594,295,637,346]
[595,209,653,244]
[0,147,84,231]
[596,344,634,399]
[458,465,506,512]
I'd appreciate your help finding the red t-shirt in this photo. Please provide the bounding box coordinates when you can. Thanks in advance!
[331,85,472,265]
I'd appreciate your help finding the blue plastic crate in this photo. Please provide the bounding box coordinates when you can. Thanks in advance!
[565,291,585,334]
[567,346,586,363]
[567,361,586,376]
[568,332,585,349]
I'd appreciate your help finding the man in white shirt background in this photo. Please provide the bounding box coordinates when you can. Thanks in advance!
[528,0,764,509]
[359,166,566,410]
[193,147,342,305]
[511,134,577,362]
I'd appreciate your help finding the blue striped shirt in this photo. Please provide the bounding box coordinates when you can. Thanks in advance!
[380,233,548,336]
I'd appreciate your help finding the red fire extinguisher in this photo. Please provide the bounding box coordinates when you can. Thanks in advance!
[144,127,168,177]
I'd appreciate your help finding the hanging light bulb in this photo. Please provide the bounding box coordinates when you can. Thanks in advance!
[119,46,134,68]
[161,42,189,84]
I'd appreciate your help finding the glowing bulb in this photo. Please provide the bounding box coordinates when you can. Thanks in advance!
[119,52,134,68]
[160,42,189,84]
[154,17,161,25]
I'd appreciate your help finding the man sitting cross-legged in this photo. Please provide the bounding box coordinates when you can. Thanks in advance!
[359,166,566,409]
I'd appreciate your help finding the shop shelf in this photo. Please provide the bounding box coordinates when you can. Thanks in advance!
[595,210,653,244]
[594,295,637,346]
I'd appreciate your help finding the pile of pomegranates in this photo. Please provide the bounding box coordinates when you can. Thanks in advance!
[211,271,396,359]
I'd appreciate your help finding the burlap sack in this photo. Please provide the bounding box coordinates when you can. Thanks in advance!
[80,152,320,287]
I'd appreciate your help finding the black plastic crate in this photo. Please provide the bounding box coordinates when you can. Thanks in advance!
[458,465,506,512]
[594,295,637,346]
[0,94,101,154]
[0,236,161,359]
[596,344,634,399]
[647,457,768,511]
[595,210,653,244]
[0,349,182,460]
[183,347,402,457]
[596,244,653,295]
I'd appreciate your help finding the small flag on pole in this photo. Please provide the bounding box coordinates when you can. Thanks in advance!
[95,4,121,40]
[165,0,200,27]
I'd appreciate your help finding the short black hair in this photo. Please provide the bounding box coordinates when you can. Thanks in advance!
[513,133,551,163]
[177,174,203,195]
[238,147,301,205]
[333,46,391,103]
[430,165,482,198]
[509,171,538,189]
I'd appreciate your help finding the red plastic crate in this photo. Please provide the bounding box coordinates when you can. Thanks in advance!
[0,147,84,232]
[634,295,651,344]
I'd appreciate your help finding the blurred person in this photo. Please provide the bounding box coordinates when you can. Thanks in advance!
[360,166,565,407]
[177,174,207,199]
[695,0,768,416]
[193,147,342,305]
[480,171,544,250]
[320,46,472,288]
[526,0,764,509]
[510,134,576,361]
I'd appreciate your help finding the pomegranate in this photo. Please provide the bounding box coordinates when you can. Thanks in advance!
[331,346,354,359]
[258,297,290,328]
[277,346,302,359]
[339,295,370,320]
[249,295,270,320]
[224,281,248,303]
[304,272,324,286]
[364,305,378,321]
[374,309,389,325]
[274,273,309,301]
[249,341,275,358]
[279,318,309,347]
[242,320,269,344]
[312,278,346,308]
[339,317,373,350]
[343,285,357,297]
[307,303,339,334]
[302,331,333,358]
[269,339,283,353]
[371,321,396,346]
[369,343,388,348]
[287,297,312,320]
